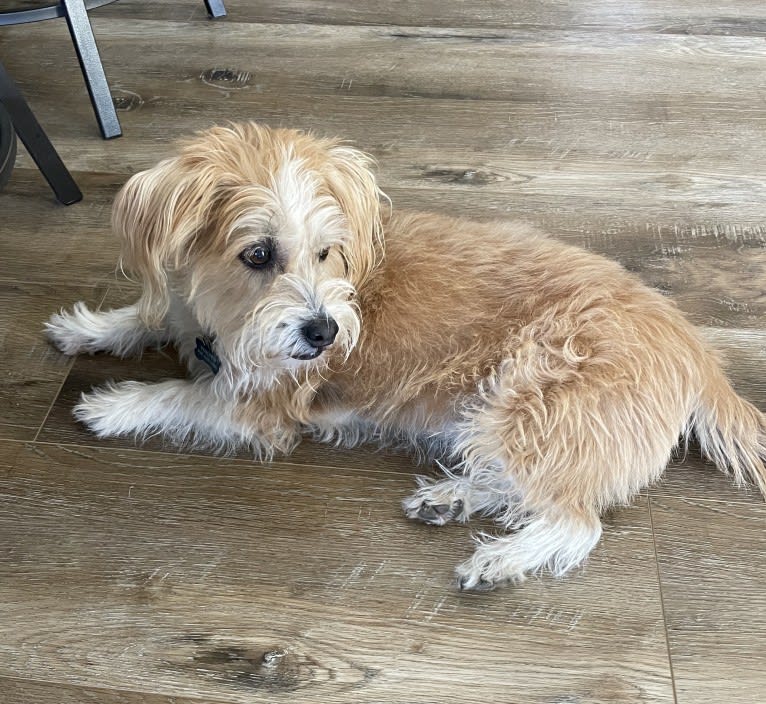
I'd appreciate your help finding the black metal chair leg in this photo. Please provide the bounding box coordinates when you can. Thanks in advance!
[61,0,121,139]
[0,61,82,205]
[204,0,227,19]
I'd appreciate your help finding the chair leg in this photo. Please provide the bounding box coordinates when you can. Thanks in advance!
[0,61,82,205]
[61,0,122,139]
[204,0,227,18]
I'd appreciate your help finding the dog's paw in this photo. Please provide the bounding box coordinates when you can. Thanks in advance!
[45,302,102,356]
[402,477,468,526]
[456,572,497,592]
[455,542,528,592]
[74,382,149,438]
[455,555,502,592]
[405,497,465,526]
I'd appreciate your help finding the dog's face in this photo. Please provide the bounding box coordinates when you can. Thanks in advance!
[112,123,383,388]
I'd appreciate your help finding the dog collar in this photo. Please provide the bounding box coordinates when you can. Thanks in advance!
[194,334,221,375]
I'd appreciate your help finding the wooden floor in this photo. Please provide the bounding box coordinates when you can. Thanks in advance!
[2,2,766,702]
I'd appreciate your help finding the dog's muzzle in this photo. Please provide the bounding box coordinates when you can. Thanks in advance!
[293,315,339,360]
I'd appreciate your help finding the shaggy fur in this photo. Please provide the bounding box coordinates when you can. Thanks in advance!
[46,123,766,590]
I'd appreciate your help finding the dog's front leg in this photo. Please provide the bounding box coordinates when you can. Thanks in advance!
[75,379,295,457]
[46,302,167,357]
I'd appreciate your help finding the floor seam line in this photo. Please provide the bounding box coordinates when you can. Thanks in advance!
[648,491,680,704]
[32,287,111,443]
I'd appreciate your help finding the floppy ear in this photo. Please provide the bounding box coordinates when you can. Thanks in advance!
[112,156,218,328]
[322,145,384,286]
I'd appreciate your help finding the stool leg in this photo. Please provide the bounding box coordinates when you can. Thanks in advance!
[61,0,122,139]
[0,61,82,205]
[204,0,227,18]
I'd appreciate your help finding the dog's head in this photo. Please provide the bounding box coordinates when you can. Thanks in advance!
[113,123,383,387]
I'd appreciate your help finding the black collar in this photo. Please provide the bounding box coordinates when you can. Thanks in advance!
[194,335,221,375]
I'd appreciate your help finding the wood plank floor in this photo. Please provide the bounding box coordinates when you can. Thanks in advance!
[1,2,764,702]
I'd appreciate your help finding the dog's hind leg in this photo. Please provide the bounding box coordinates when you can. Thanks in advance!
[402,469,518,526]
[446,309,678,590]
[45,302,167,357]
[456,507,602,591]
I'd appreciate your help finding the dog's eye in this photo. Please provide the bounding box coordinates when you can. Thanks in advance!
[318,247,330,262]
[239,244,272,268]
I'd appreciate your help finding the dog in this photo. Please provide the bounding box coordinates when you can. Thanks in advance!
[46,122,766,590]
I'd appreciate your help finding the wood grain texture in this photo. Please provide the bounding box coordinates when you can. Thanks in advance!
[0,442,673,703]
[0,676,214,704]
[0,282,105,440]
[0,171,128,288]
[94,0,766,35]
[649,493,766,704]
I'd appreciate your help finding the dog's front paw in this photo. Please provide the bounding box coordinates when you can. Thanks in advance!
[74,382,150,438]
[45,302,102,356]
[402,476,468,526]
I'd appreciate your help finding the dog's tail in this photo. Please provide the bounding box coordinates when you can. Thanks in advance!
[691,360,766,498]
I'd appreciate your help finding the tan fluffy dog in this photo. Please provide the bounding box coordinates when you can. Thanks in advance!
[46,123,766,590]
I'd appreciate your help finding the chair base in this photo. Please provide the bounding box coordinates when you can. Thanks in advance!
[204,0,227,18]
[0,61,82,205]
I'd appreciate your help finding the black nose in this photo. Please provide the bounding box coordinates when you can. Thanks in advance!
[302,316,339,349]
